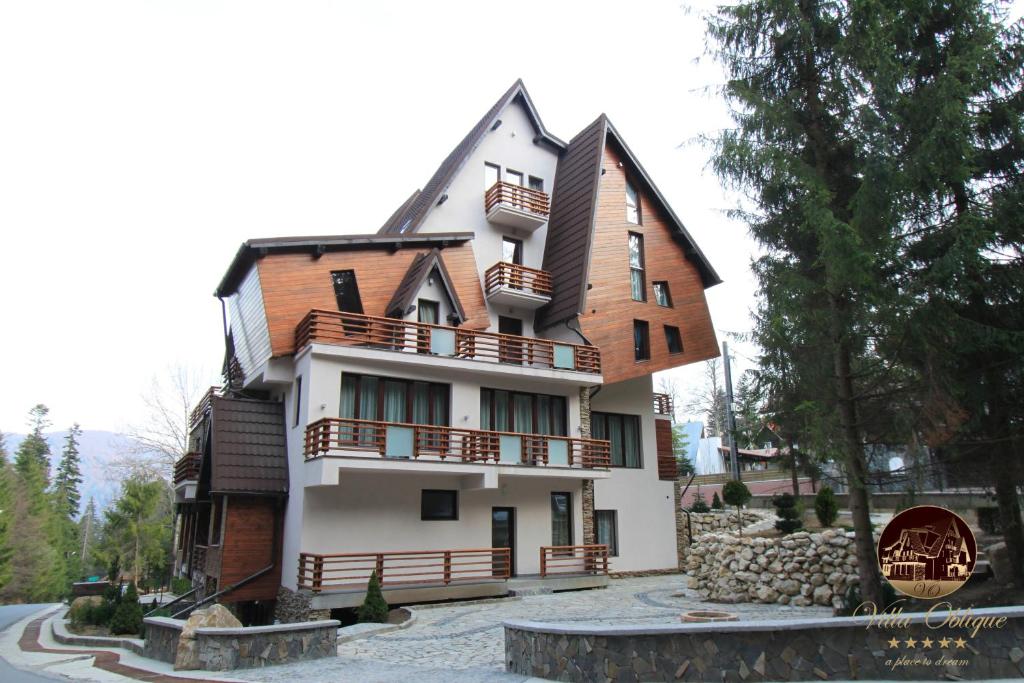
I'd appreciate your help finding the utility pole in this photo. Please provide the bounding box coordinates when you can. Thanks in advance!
[722,341,741,481]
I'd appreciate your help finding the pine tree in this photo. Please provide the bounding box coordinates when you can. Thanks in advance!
[0,432,13,590]
[79,497,100,576]
[54,424,83,517]
[356,571,389,623]
[16,404,52,484]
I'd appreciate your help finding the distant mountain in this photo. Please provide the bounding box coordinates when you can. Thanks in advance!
[2,429,143,513]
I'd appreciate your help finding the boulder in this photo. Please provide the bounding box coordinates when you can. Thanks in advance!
[175,605,242,670]
[812,585,834,606]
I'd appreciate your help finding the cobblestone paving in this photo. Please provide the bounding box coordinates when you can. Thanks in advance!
[232,575,833,682]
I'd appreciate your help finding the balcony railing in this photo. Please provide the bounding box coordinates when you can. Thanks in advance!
[298,548,511,592]
[484,262,552,298]
[539,545,610,577]
[484,181,550,218]
[304,417,611,469]
[296,309,601,374]
[189,386,220,429]
[653,393,674,416]
[173,452,202,485]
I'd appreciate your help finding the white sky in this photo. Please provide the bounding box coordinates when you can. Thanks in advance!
[9,0,1013,433]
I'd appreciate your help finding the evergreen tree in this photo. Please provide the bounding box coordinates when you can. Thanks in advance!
[815,486,839,527]
[101,478,169,587]
[79,497,101,576]
[16,404,52,484]
[0,432,13,590]
[54,423,83,517]
[356,571,389,623]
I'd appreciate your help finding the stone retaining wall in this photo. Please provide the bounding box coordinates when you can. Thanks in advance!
[686,529,859,607]
[143,616,339,670]
[504,606,1024,681]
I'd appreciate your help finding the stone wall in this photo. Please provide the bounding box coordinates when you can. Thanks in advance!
[142,616,339,671]
[684,510,765,540]
[273,586,330,623]
[505,606,1024,681]
[686,529,859,607]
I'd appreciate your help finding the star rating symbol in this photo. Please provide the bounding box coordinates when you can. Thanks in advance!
[938,637,951,649]
[920,637,933,649]
[904,637,918,648]
[887,637,901,649]
[954,637,967,649]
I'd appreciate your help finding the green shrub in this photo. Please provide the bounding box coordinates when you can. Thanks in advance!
[689,489,710,513]
[814,486,839,527]
[109,584,143,636]
[722,480,752,507]
[711,491,723,510]
[356,572,389,624]
[772,492,802,534]
[170,576,192,596]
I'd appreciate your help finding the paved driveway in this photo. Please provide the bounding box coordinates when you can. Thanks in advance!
[232,575,832,683]
[0,604,66,683]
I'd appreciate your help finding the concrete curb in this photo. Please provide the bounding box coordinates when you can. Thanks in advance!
[51,613,145,655]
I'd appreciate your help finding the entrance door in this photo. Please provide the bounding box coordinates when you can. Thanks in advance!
[491,507,516,577]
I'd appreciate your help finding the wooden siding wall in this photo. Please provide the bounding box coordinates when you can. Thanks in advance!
[218,496,282,603]
[654,418,677,481]
[257,242,489,357]
[228,265,272,380]
[578,143,719,384]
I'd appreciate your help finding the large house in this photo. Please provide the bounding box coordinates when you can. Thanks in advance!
[172,80,720,623]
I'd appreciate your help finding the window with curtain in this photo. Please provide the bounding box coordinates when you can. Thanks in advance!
[480,389,566,435]
[339,373,448,429]
[551,492,572,546]
[592,412,642,468]
[596,510,618,556]
[633,320,650,361]
[653,281,672,307]
[628,232,645,301]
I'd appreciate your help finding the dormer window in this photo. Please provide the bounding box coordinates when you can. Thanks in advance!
[331,270,363,313]
[626,180,640,224]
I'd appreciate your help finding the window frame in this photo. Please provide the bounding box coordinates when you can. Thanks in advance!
[550,492,573,547]
[625,179,641,224]
[502,237,523,265]
[628,232,646,302]
[340,372,450,427]
[421,489,459,521]
[652,281,673,307]
[293,376,303,427]
[484,162,501,190]
[592,412,643,469]
[504,169,524,186]
[479,388,567,436]
[528,175,544,191]
[595,510,619,556]
[330,270,364,314]
[633,319,650,361]
[664,325,684,354]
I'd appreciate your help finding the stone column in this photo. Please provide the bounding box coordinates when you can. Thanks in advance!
[675,480,688,569]
[579,387,595,545]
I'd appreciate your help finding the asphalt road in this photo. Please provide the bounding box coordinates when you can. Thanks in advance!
[0,604,66,683]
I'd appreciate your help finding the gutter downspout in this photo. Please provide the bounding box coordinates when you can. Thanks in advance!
[218,296,231,391]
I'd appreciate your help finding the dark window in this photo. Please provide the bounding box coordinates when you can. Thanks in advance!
[551,492,573,546]
[633,320,650,361]
[502,237,523,265]
[421,490,458,521]
[596,510,619,556]
[498,316,524,364]
[592,412,642,468]
[626,180,640,224]
[485,162,500,190]
[528,175,544,191]
[340,373,449,427]
[653,281,672,307]
[628,233,645,301]
[330,270,363,314]
[665,325,684,354]
[293,376,302,427]
[480,388,567,435]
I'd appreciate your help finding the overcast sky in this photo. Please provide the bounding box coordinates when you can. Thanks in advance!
[7,0,1013,434]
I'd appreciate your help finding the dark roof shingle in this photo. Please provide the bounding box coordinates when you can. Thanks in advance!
[210,397,288,495]
[385,248,467,323]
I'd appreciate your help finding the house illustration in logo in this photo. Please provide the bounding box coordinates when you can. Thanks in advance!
[880,516,972,582]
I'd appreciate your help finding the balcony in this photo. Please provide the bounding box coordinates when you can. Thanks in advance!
[653,393,674,416]
[484,262,552,310]
[189,386,219,429]
[173,452,201,501]
[296,309,601,376]
[305,417,610,467]
[484,181,550,232]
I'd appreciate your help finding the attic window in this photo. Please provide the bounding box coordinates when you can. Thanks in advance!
[331,270,364,314]
[626,180,640,224]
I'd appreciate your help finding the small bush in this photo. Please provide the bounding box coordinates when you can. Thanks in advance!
[722,480,752,508]
[170,576,192,596]
[711,491,723,510]
[772,492,802,534]
[814,486,839,527]
[689,489,710,513]
[109,584,143,635]
[356,572,389,624]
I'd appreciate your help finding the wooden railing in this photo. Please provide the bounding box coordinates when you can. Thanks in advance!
[296,309,601,374]
[304,417,611,469]
[173,452,202,485]
[189,386,220,429]
[653,393,674,416]
[484,262,553,298]
[484,181,550,218]
[297,548,511,592]
[539,545,610,577]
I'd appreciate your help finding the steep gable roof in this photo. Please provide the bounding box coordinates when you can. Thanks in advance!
[385,248,467,323]
[378,79,565,235]
[535,115,722,331]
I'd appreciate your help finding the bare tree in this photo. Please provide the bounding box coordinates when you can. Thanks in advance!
[684,359,728,441]
[655,375,683,421]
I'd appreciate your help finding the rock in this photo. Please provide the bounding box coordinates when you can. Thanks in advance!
[812,585,834,605]
[828,536,850,547]
[740,548,754,561]
[778,579,801,596]
[988,542,1012,585]
[810,574,826,587]
[175,605,242,670]
[791,596,812,607]
[756,586,779,602]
